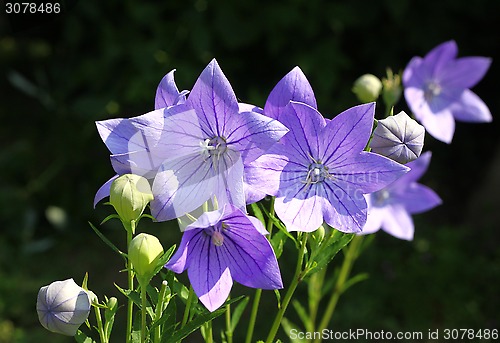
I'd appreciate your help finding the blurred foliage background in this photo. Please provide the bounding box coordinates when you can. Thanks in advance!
[1,0,499,342]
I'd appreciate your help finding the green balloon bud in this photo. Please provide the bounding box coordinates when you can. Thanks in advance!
[128,233,164,284]
[109,174,154,224]
[352,74,383,103]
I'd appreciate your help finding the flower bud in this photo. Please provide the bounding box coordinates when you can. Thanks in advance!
[36,279,91,336]
[382,68,402,109]
[352,74,382,103]
[109,174,154,223]
[370,111,425,164]
[128,233,164,283]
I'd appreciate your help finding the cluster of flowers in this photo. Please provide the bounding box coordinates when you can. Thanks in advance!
[37,40,491,336]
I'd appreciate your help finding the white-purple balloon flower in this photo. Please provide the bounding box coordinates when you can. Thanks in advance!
[94,70,187,207]
[403,40,492,143]
[150,59,288,220]
[361,152,442,240]
[165,205,282,312]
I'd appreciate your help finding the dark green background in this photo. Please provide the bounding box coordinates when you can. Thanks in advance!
[1,0,499,342]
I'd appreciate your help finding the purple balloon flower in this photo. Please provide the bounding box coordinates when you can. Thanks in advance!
[150,59,288,221]
[244,66,317,204]
[361,152,442,240]
[165,205,282,312]
[246,101,410,233]
[403,40,492,143]
[94,70,187,206]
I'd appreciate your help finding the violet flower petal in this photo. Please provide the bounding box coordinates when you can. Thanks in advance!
[264,66,317,120]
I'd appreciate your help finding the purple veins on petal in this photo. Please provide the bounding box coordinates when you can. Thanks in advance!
[165,205,282,312]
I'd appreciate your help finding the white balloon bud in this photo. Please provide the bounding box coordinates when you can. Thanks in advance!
[352,74,383,103]
[370,111,425,164]
[36,279,91,336]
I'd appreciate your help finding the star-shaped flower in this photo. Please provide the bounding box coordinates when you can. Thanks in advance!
[246,101,409,233]
[403,40,492,143]
[361,152,442,240]
[165,205,282,312]
[150,59,288,220]
[94,70,187,206]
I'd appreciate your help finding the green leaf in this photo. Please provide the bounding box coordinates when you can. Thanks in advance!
[280,318,306,343]
[249,203,265,225]
[88,222,126,258]
[115,284,141,307]
[230,296,250,332]
[306,230,354,277]
[100,214,121,225]
[152,244,177,276]
[274,289,281,309]
[270,229,287,258]
[74,330,97,343]
[341,273,369,294]
[292,300,311,332]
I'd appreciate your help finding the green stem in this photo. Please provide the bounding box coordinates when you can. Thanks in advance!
[265,233,308,343]
[204,321,213,343]
[181,286,195,328]
[94,306,108,343]
[244,288,261,343]
[225,299,233,343]
[267,197,275,238]
[125,221,135,343]
[140,285,147,343]
[313,235,364,343]
[154,281,169,343]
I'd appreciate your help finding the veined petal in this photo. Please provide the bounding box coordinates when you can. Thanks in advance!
[450,89,492,123]
[96,118,142,155]
[155,69,186,109]
[244,145,291,198]
[279,102,326,161]
[110,150,162,178]
[275,184,325,232]
[186,233,233,312]
[440,57,491,89]
[187,59,239,137]
[397,183,442,214]
[381,204,414,241]
[225,110,288,164]
[165,229,200,273]
[320,103,375,165]
[330,151,409,194]
[214,150,245,211]
[264,66,317,120]
[221,209,282,288]
[94,175,118,207]
[322,180,367,233]
[151,154,215,221]
[423,40,458,77]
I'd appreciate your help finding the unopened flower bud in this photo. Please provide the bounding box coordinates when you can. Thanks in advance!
[129,233,164,283]
[36,279,91,336]
[382,68,402,108]
[352,74,382,103]
[370,111,425,164]
[110,174,153,223]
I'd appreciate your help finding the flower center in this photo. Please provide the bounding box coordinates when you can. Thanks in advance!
[199,136,228,168]
[211,231,224,246]
[303,162,329,186]
[424,81,442,101]
[371,189,390,207]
